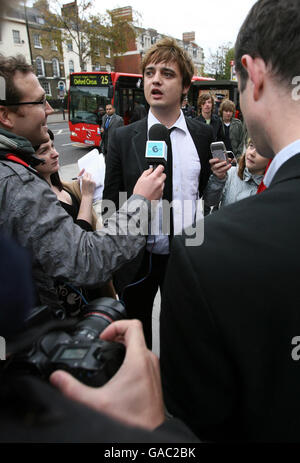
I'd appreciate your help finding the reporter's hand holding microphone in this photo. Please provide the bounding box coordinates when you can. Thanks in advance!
[133,164,166,201]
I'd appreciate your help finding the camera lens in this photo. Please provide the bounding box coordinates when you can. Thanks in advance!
[74,297,126,341]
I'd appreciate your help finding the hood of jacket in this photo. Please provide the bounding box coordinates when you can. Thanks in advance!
[0,128,43,167]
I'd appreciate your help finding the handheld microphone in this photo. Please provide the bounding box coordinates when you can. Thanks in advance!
[145,123,169,168]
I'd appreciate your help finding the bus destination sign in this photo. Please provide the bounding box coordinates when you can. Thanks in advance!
[70,74,112,87]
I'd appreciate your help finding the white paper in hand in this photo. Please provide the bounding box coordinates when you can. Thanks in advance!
[78,149,105,201]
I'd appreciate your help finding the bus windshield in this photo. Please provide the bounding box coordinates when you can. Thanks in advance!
[69,86,110,125]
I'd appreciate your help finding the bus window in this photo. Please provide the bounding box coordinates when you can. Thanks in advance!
[69,86,111,125]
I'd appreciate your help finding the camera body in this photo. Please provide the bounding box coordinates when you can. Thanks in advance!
[9,297,126,387]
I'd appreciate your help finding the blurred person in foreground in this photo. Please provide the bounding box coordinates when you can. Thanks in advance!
[205,138,269,208]
[160,0,300,442]
[0,234,197,443]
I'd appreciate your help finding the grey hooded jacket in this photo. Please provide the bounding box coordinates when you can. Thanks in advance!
[0,129,149,310]
[204,166,264,208]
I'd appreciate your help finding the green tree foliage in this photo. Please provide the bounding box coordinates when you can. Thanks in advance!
[33,0,137,71]
[224,47,235,80]
[205,42,232,80]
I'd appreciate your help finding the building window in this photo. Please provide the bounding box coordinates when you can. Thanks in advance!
[33,34,42,48]
[51,40,58,51]
[40,81,51,96]
[92,62,100,71]
[144,36,151,49]
[67,41,73,51]
[52,58,60,77]
[106,64,111,72]
[69,60,74,73]
[13,30,21,44]
[36,57,45,77]
[105,47,111,58]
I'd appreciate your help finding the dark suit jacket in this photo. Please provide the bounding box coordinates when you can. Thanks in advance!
[103,116,214,291]
[0,374,199,443]
[160,153,300,442]
[101,113,124,152]
[103,116,214,209]
[195,113,224,142]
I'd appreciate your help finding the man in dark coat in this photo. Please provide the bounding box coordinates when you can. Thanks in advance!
[100,103,123,155]
[196,92,223,141]
[103,37,213,348]
[160,0,300,442]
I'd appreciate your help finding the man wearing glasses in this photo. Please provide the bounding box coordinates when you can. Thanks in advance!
[0,65,52,147]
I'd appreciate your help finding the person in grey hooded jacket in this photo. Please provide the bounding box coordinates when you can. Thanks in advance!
[0,55,165,313]
[204,139,269,208]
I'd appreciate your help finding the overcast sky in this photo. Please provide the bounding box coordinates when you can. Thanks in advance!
[29,0,258,58]
[94,0,258,58]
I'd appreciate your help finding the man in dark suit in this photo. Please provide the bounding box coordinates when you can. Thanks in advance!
[160,0,300,442]
[103,37,213,348]
[100,103,123,156]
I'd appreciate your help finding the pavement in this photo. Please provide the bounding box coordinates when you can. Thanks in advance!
[48,111,68,124]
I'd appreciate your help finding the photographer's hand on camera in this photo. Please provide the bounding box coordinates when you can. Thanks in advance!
[209,157,232,180]
[50,319,165,430]
[133,165,166,201]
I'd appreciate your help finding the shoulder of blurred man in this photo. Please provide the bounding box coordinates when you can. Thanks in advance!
[0,374,199,443]
[160,152,300,441]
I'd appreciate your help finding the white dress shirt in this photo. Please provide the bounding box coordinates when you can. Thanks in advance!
[146,109,202,254]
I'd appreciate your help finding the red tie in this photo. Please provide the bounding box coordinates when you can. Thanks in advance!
[257,159,272,194]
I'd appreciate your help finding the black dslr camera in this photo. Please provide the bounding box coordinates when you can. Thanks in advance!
[7,298,126,387]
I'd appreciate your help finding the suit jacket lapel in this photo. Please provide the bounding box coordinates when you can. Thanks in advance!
[131,117,148,174]
[271,152,300,187]
[109,114,116,127]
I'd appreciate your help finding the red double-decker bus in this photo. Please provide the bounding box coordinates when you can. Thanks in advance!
[68,71,213,147]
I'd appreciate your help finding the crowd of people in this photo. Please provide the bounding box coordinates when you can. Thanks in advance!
[1,0,300,444]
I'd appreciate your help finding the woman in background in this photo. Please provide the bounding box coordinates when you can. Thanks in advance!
[35,129,98,231]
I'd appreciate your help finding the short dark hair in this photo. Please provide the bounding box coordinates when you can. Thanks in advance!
[141,37,194,92]
[219,99,235,118]
[197,93,214,113]
[235,0,300,92]
[0,54,33,110]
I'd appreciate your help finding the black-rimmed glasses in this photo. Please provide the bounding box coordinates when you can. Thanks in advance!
[2,99,48,108]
